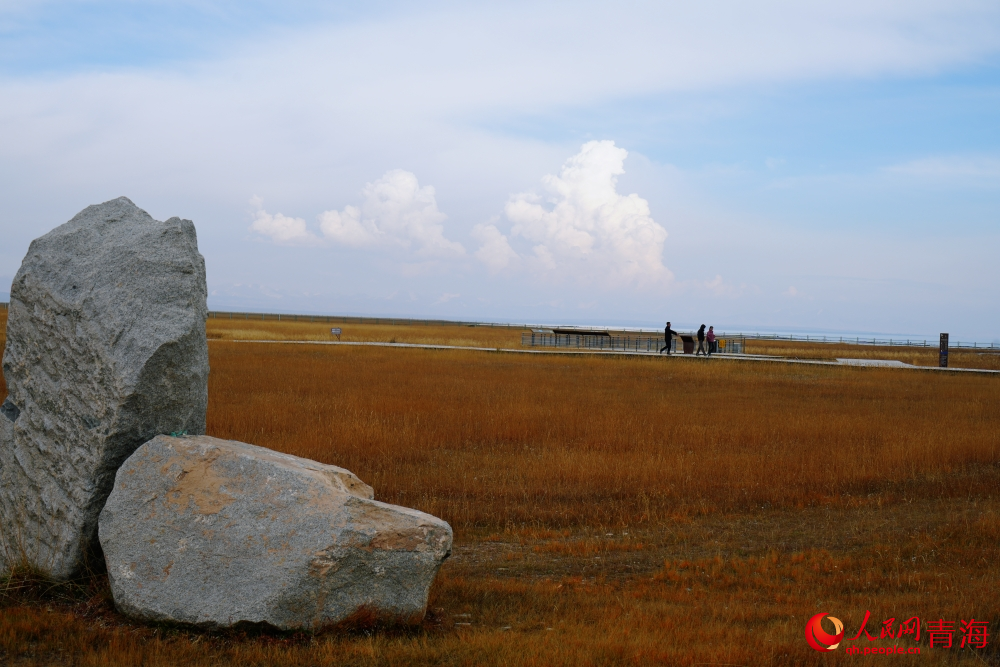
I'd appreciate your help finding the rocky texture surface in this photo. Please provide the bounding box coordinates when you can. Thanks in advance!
[99,435,452,630]
[0,198,208,579]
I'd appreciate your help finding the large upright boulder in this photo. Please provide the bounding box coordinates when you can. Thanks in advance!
[99,435,452,630]
[0,197,208,579]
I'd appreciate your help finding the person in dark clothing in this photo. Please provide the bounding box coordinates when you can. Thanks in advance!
[660,321,678,354]
[696,324,707,356]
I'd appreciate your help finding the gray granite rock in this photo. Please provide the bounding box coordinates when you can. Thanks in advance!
[99,435,452,630]
[0,197,208,579]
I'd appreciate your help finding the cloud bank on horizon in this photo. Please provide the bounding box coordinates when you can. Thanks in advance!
[1,1,999,338]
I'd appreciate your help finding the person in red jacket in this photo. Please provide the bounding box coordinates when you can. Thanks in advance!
[706,326,716,356]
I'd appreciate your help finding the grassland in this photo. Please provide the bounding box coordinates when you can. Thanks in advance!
[203,315,1000,369]
[2,313,999,665]
[204,316,524,348]
[743,338,1000,371]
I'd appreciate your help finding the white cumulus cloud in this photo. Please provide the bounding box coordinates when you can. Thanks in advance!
[320,170,465,257]
[471,221,519,272]
[316,205,374,247]
[478,140,671,286]
[249,171,465,257]
[249,196,319,245]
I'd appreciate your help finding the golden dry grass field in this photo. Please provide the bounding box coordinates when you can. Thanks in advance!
[2,312,1000,665]
[204,315,524,348]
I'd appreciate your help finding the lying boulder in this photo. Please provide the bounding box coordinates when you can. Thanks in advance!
[98,435,452,630]
[0,197,208,579]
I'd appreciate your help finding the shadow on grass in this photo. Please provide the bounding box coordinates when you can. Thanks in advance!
[1,556,110,609]
[1,562,445,648]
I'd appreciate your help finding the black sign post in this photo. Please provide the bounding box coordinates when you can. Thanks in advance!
[939,333,949,368]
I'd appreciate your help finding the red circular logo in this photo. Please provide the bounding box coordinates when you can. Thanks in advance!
[805,613,845,651]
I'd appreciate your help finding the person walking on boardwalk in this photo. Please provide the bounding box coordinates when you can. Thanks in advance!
[660,321,678,354]
[696,324,707,356]
[706,326,716,356]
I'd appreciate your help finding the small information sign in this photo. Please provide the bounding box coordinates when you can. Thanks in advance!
[939,333,949,368]
[331,327,342,340]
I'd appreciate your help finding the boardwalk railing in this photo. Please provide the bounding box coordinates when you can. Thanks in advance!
[521,332,745,354]
[729,332,1000,351]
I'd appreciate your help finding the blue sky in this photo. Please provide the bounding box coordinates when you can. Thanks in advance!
[1,1,999,339]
